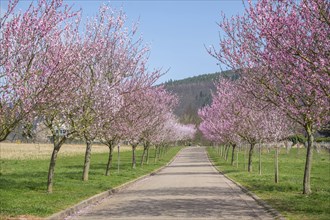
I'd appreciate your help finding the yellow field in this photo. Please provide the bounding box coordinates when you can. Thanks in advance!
[0,142,131,160]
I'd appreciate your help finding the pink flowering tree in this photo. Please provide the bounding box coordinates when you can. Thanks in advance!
[260,108,295,181]
[70,4,153,180]
[199,106,241,165]
[118,83,161,169]
[97,112,122,176]
[0,0,77,142]
[149,114,177,162]
[41,27,83,193]
[0,0,81,193]
[199,79,243,166]
[96,79,170,173]
[199,79,294,172]
[209,0,329,194]
[138,87,178,166]
[152,115,196,149]
[172,123,196,145]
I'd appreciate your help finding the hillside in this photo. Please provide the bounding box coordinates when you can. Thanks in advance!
[164,71,329,143]
[163,70,236,124]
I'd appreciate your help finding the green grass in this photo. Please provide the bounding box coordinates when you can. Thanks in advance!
[207,146,330,220]
[0,146,182,218]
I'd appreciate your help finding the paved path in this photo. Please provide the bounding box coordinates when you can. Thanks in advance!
[68,147,274,220]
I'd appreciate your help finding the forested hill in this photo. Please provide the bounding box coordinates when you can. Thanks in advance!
[163,70,236,125]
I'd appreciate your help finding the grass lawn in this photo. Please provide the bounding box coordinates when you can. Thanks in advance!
[0,145,182,219]
[207,146,330,220]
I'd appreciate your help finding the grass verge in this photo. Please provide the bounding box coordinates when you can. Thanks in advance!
[207,147,330,220]
[0,146,182,219]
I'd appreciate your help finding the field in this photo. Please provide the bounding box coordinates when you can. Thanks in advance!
[207,146,330,220]
[0,142,131,160]
[0,143,182,219]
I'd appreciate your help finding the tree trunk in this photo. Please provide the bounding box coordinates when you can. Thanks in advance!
[259,143,262,175]
[117,144,120,173]
[244,145,247,170]
[47,135,66,193]
[140,147,147,166]
[141,141,149,166]
[105,143,114,176]
[248,143,255,172]
[160,145,164,158]
[47,144,60,193]
[275,146,279,183]
[225,145,230,161]
[154,145,158,163]
[132,143,137,169]
[158,145,163,160]
[82,140,92,181]
[236,146,239,168]
[146,145,150,164]
[303,124,314,194]
[231,144,236,166]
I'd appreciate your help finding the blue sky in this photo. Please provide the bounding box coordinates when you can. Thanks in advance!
[0,0,246,83]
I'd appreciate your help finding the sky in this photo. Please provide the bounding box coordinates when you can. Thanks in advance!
[0,0,247,83]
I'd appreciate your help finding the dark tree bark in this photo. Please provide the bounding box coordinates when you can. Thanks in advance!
[131,143,138,169]
[47,137,66,193]
[231,144,236,166]
[259,143,262,175]
[248,143,255,172]
[105,141,115,176]
[303,123,314,194]
[82,140,92,181]
[146,145,150,164]
[154,145,159,163]
[140,141,150,166]
[275,146,279,183]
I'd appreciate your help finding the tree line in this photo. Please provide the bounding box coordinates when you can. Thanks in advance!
[199,0,329,195]
[0,0,196,193]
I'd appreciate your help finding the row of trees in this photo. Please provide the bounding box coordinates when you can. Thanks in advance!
[0,0,196,193]
[199,79,294,171]
[199,0,329,194]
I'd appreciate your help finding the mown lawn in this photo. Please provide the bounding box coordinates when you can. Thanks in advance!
[0,145,182,219]
[207,146,330,220]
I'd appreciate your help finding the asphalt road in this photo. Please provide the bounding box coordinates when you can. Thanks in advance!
[68,147,274,220]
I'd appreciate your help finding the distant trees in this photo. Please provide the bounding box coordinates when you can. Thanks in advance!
[203,0,330,194]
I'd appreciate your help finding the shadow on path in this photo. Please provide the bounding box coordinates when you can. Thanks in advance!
[69,147,274,220]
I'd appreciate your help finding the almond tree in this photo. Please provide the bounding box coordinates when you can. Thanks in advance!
[152,115,196,158]
[42,39,82,193]
[261,108,294,182]
[199,79,242,165]
[209,0,329,194]
[199,79,293,172]
[0,0,82,193]
[98,115,122,176]
[72,4,152,180]
[0,0,77,142]
[138,87,178,166]
[97,77,163,174]
[118,86,158,169]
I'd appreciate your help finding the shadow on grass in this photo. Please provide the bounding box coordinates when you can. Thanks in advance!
[0,172,47,191]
